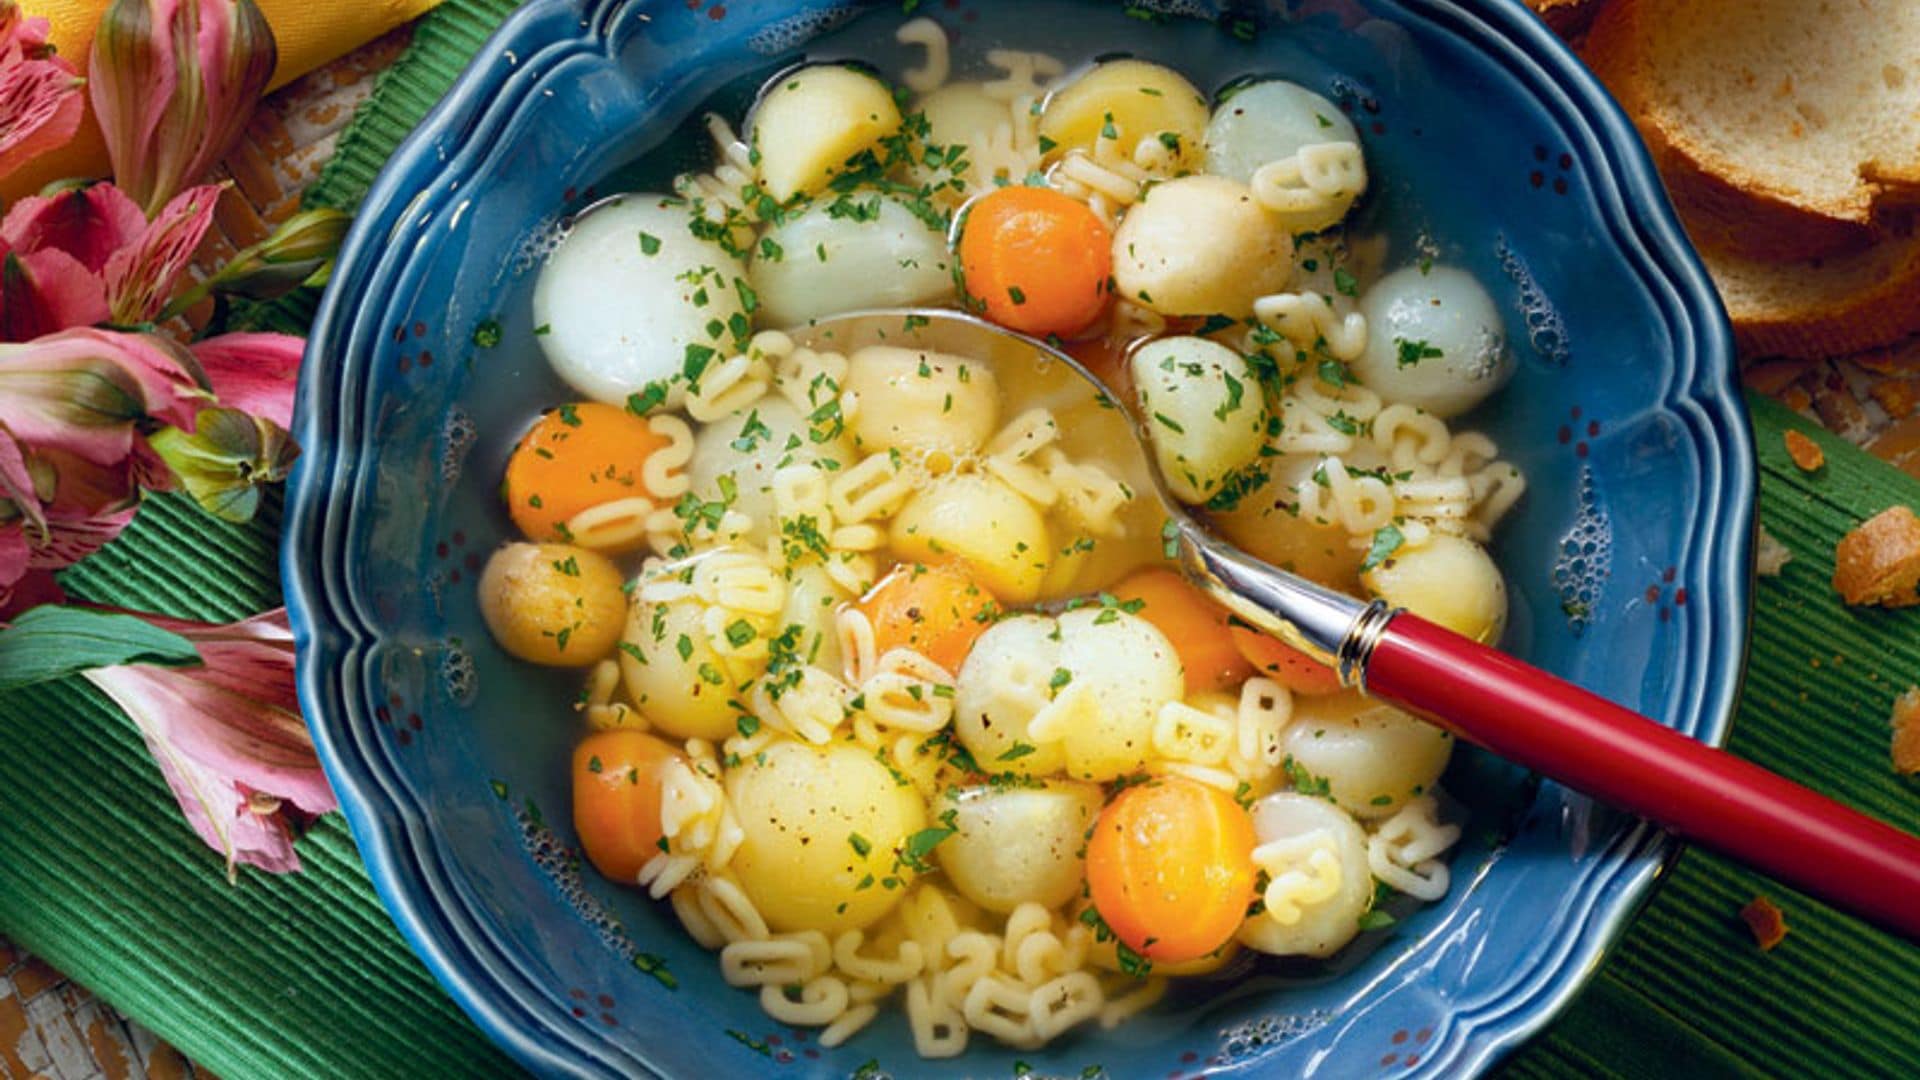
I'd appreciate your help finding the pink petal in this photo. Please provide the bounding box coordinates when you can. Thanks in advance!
[0,425,142,577]
[88,608,334,814]
[24,503,136,570]
[1,247,110,342]
[90,0,183,214]
[0,328,209,462]
[1,185,150,274]
[188,0,275,201]
[91,0,273,216]
[191,332,303,429]
[0,423,47,539]
[104,183,223,326]
[0,522,27,591]
[0,56,84,179]
[0,9,56,57]
[0,565,64,620]
[80,605,333,877]
[0,421,38,508]
[90,671,306,877]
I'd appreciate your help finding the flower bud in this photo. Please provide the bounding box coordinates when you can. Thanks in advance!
[203,206,349,301]
[89,0,277,215]
[147,405,296,523]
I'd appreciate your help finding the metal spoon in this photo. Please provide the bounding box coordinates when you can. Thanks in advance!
[796,308,1920,942]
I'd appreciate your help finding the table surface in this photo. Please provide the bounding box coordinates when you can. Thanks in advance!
[2,3,1918,1078]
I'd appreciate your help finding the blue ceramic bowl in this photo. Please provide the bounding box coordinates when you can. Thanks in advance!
[284,1,1753,1076]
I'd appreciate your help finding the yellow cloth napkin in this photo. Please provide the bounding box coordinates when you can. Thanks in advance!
[3,0,441,201]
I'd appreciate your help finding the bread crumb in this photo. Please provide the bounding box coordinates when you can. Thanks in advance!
[1755,525,1793,576]
[1893,687,1920,775]
[1870,377,1920,419]
[1784,430,1825,471]
[1832,506,1920,606]
[1739,896,1788,950]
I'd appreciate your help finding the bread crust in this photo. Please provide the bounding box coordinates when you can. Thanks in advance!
[1702,235,1920,360]
[1581,0,1909,263]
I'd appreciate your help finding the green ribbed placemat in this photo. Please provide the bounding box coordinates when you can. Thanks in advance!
[1501,394,1920,1080]
[2,2,1917,1076]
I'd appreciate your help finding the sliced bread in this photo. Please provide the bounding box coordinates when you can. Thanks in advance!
[1583,0,1920,262]
[1702,224,1920,359]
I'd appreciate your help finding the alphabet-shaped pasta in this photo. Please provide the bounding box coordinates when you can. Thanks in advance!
[982,49,1066,102]
[834,605,879,686]
[774,346,850,414]
[1234,676,1292,777]
[672,113,761,247]
[1372,403,1453,468]
[1249,141,1367,231]
[834,930,927,985]
[693,548,786,616]
[1253,830,1346,925]
[1252,291,1369,363]
[1044,452,1131,538]
[1294,455,1395,536]
[963,972,1041,1048]
[699,874,772,944]
[819,1002,881,1048]
[759,974,851,1026]
[686,352,772,423]
[722,933,830,987]
[895,16,951,94]
[749,664,851,744]
[564,495,656,553]
[643,413,695,499]
[829,452,915,523]
[906,973,969,1058]
[670,884,724,949]
[1028,971,1103,1040]
[861,648,957,733]
[1367,795,1460,901]
[1152,700,1236,766]
[981,409,1063,506]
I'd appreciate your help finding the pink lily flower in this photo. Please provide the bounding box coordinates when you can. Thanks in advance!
[189,330,302,429]
[0,327,204,601]
[0,181,225,341]
[0,325,304,605]
[82,607,336,878]
[0,2,84,179]
[90,0,277,216]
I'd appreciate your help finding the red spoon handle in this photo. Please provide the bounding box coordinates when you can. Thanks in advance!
[1364,612,1920,941]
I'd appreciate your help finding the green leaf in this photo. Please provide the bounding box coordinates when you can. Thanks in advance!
[1360,523,1405,573]
[631,951,677,989]
[0,606,201,690]
[997,741,1038,762]
[1357,908,1398,930]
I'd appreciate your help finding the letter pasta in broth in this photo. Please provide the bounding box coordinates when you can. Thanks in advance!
[477,13,1531,1058]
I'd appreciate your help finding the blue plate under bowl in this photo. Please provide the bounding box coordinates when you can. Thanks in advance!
[284,1,1753,1076]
